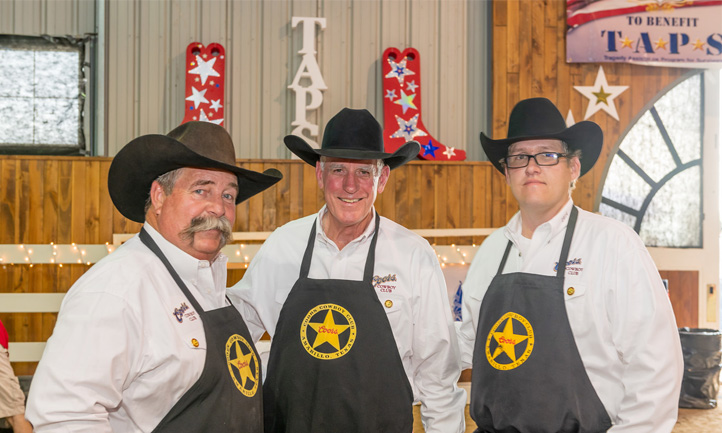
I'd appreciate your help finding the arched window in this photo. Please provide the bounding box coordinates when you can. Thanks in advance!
[599,73,703,248]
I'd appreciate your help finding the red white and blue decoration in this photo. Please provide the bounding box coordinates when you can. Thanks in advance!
[382,47,466,161]
[182,42,225,126]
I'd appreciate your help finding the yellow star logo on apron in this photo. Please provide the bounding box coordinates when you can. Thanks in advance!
[308,310,350,351]
[228,341,257,388]
[491,317,529,362]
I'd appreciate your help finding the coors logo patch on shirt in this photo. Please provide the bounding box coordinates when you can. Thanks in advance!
[373,273,398,293]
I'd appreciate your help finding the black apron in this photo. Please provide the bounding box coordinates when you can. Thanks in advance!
[263,214,414,433]
[139,229,263,433]
[470,207,612,433]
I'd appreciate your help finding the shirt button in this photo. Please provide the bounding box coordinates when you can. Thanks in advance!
[567,287,575,296]
[191,338,199,347]
[384,300,393,308]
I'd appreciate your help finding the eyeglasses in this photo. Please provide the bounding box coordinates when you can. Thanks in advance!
[501,152,568,169]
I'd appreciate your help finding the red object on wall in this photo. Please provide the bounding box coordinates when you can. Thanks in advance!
[182,42,225,126]
[381,47,466,161]
[0,319,8,350]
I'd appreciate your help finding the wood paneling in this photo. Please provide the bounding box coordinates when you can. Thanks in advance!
[0,155,513,373]
[660,270,699,328]
[491,0,690,212]
[0,155,511,243]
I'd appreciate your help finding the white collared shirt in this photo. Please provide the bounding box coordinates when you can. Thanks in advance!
[457,200,684,433]
[26,224,229,433]
[229,206,467,433]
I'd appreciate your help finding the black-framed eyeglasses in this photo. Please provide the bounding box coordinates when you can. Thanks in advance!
[501,152,568,169]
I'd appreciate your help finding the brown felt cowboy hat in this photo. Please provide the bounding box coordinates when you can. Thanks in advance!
[284,108,420,169]
[108,121,282,223]
[480,97,603,177]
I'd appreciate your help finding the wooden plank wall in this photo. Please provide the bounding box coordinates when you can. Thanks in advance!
[0,155,514,375]
[491,0,692,212]
[660,270,699,328]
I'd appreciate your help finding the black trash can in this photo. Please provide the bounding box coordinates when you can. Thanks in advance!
[678,328,722,409]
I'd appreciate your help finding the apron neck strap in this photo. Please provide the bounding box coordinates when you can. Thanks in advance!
[299,212,381,284]
[497,241,514,275]
[555,206,578,278]
[496,206,579,278]
[362,213,381,282]
[140,228,205,314]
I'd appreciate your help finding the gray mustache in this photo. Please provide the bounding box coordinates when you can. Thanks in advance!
[180,215,233,247]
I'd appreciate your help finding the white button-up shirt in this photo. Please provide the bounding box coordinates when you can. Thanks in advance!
[457,200,683,433]
[26,224,229,433]
[228,207,467,433]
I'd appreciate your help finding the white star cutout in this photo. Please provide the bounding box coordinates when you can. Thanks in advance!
[390,114,427,141]
[573,66,628,121]
[385,57,415,86]
[406,80,419,93]
[185,86,209,108]
[443,146,456,159]
[188,55,220,86]
[210,99,223,112]
[198,109,223,125]
[385,89,397,101]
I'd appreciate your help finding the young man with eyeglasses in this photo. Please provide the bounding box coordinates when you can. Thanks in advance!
[457,98,683,433]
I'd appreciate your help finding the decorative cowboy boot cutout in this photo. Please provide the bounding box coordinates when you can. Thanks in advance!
[381,47,466,161]
[182,42,225,126]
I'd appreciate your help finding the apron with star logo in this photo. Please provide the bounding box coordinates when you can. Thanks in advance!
[263,214,413,433]
[139,229,263,433]
[470,207,612,433]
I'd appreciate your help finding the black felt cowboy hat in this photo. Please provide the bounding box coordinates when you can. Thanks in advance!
[480,97,603,177]
[108,121,282,223]
[284,108,420,169]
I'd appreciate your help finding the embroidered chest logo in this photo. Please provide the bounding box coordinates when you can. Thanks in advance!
[300,303,357,360]
[554,257,583,276]
[373,273,398,293]
[225,334,260,397]
[173,302,190,323]
[485,312,535,371]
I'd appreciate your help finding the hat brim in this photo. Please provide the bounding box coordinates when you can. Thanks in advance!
[108,135,282,223]
[284,135,420,170]
[480,120,602,177]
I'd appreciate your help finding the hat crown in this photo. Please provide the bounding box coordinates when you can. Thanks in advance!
[168,121,237,165]
[321,108,385,154]
[506,97,567,140]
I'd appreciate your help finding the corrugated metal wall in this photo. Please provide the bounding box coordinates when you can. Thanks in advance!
[0,0,490,160]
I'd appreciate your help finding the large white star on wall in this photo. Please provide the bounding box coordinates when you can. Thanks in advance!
[188,55,220,86]
[573,66,628,121]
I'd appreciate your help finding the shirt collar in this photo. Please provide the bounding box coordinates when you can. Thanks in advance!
[505,199,575,245]
[316,205,377,248]
[142,223,228,282]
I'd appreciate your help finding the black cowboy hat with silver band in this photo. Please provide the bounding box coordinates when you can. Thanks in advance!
[480,97,603,177]
[284,108,420,170]
[108,121,282,223]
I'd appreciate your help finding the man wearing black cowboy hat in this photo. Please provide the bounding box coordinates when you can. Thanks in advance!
[26,121,281,433]
[228,108,466,432]
[457,98,682,432]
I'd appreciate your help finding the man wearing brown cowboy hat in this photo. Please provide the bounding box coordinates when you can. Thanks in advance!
[26,121,281,432]
[457,98,683,432]
[228,108,466,432]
